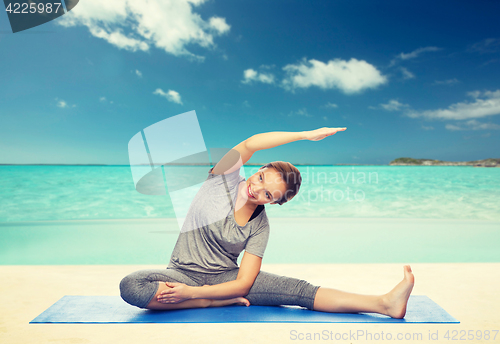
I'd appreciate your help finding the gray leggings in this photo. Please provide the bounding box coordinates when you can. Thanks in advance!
[120,268,320,310]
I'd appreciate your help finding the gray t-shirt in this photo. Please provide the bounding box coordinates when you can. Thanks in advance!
[168,167,270,273]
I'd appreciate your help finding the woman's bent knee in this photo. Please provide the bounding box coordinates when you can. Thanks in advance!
[119,271,160,309]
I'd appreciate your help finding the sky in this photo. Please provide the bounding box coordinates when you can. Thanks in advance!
[1,0,500,165]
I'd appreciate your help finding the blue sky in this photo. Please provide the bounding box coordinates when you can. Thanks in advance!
[1,0,500,165]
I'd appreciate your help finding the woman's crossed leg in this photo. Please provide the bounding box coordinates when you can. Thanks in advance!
[119,268,248,310]
[120,265,414,318]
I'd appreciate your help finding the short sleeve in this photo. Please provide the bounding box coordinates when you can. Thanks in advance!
[244,221,270,258]
[207,166,242,192]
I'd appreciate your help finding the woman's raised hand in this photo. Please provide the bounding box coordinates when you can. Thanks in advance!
[304,127,347,141]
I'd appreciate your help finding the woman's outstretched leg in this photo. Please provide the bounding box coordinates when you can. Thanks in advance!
[313,265,414,318]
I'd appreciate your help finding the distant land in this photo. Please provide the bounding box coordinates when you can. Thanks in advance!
[389,157,500,167]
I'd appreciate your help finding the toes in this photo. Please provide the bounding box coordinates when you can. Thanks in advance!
[239,297,250,306]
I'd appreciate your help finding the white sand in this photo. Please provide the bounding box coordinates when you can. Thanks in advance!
[1,263,499,344]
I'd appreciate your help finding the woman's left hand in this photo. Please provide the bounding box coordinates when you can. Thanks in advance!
[157,282,193,304]
[303,127,347,141]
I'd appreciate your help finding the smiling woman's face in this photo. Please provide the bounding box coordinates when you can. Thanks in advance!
[243,167,288,205]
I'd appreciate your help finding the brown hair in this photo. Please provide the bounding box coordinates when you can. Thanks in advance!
[259,161,302,205]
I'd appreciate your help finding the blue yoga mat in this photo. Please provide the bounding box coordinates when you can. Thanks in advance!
[30,295,458,324]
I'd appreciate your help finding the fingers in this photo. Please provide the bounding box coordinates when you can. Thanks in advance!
[158,298,177,304]
[327,128,346,136]
[322,127,347,136]
[316,127,346,131]
[157,295,182,304]
[160,284,177,295]
[157,292,177,303]
[157,297,170,303]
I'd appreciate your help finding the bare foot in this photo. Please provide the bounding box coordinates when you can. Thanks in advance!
[210,297,250,308]
[382,265,415,318]
[233,297,251,307]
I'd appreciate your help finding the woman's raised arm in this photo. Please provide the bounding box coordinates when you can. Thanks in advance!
[245,127,346,152]
[212,127,346,174]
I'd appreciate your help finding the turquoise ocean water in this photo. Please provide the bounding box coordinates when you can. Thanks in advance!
[1,165,499,221]
[1,165,499,264]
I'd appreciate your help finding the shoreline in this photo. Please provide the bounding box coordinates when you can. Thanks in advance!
[2,216,500,224]
[2,217,499,265]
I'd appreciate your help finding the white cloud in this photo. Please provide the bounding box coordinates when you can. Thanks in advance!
[398,46,441,60]
[259,64,275,69]
[208,17,230,34]
[242,69,275,84]
[242,100,250,108]
[324,102,338,109]
[386,47,441,79]
[407,90,500,120]
[378,99,410,112]
[468,38,500,54]
[154,88,183,104]
[57,100,68,108]
[56,0,230,60]
[288,108,312,117]
[421,125,435,130]
[445,119,500,131]
[444,124,461,131]
[400,67,415,79]
[389,46,441,67]
[482,59,500,67]
[433,78,460,86]
[100,96,113,104]
[55,98,76,108]
[88,26,149,52]
[135,70,143,78]
[282,58,387,94]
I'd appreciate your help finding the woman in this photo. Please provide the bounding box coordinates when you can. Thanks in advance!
[120,127,414,318]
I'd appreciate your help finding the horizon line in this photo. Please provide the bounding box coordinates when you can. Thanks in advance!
[0,163,387,166]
